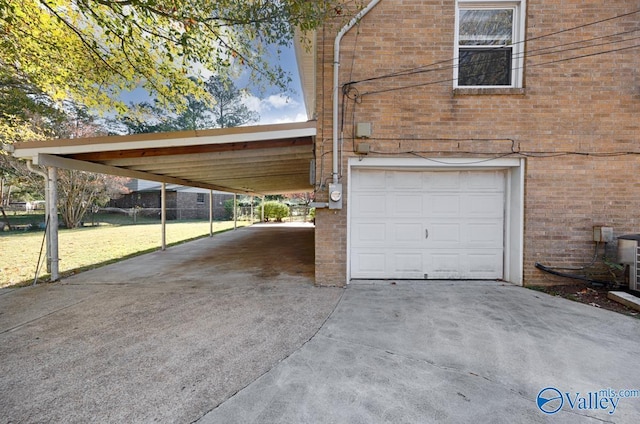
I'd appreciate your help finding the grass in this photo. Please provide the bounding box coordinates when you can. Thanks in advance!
[0,220,250,288]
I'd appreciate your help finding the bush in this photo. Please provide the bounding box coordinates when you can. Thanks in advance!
[223,199,237,220]
[261,201,289,222]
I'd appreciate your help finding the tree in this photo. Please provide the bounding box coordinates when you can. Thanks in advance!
[58,169,128,228]
[120,75,259,133]
[205,75,259,129]
[0,1,353,113]
[53,104,129,228]
[0,82,62,205]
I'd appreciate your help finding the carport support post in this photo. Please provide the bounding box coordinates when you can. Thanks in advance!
[46,167,59,281]
[261,196,265,222]
[250,196,254,224]
[233,193,237,230]
[161,183,166,251]
[209,190,214,237]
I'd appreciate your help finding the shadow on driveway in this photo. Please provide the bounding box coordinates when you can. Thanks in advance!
[0,224,343,423]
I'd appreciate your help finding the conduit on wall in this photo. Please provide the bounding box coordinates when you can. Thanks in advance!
[332,0,382,184]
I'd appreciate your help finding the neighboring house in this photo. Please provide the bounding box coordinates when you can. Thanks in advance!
[110,179,233,220]
[308,0,639,286]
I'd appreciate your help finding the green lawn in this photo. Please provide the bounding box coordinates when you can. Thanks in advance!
[0,220,249,288]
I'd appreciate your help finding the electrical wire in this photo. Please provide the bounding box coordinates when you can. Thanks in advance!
[344,9,640,86]
[357,42,639,97]
[33,215,50,286]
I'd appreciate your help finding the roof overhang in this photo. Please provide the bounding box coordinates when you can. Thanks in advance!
[11,121,316,195]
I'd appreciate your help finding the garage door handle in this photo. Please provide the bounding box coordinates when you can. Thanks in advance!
[425,229,429,239]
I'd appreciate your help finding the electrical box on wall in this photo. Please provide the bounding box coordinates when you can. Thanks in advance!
[328,183,342,209]
[356,122,372,138]
[593,226,614,243]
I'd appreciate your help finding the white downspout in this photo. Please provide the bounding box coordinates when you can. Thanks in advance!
[332,0,382,184]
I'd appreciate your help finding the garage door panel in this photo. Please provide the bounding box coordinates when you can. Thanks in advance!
[425,171,461,190]
[353,169,387,189]
[466,170,504,190]
[392,252,424,277]
[352,251,387,277]
[394,194,423,216]
[352,222,387,245]
[427,194,460,216]
[467,251,503,277]
[467,222,504,247]
[428,252,461,279]
[351,169,505,280]
[392,223,423,243]
[393,171,423,190]
[352,193,387,217]
[426,223,461,245]
[466,193,504,217]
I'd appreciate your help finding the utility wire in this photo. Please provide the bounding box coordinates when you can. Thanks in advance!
[358,43,639,97]
[352,29,640,86]
[345,9,640,86]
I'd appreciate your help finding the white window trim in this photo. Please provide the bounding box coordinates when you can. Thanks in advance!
[454,0,526,89]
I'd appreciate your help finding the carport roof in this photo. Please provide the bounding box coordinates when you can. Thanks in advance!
[11,121,316,195]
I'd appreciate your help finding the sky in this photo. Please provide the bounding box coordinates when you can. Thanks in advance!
[239,44,308,125]
[120,43,308,126]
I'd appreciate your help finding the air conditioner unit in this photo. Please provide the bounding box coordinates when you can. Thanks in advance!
[617,234,640,292]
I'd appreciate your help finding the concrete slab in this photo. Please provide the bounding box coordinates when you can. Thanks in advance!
[199,281,640,423]
[608,291,640,312]
[0,224,343,423]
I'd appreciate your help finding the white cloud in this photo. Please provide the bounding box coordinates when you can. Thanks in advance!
[264,94,297,109]
[241,92,306,124]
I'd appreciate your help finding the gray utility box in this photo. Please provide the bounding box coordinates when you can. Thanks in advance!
[617,234,640,291]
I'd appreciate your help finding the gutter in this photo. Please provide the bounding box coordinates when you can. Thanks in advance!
[332,0,382,184]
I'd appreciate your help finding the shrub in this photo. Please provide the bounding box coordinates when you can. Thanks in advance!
[261,201,289,222]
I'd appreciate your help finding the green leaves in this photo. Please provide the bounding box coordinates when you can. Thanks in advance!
[1,0,348,115]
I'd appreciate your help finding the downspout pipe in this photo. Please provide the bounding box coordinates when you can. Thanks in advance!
[333,0,382,184]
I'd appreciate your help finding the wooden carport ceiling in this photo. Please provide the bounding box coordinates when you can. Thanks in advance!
[12,121,316,195]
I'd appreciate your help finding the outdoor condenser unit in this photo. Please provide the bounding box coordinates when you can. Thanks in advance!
[617,234,640,292]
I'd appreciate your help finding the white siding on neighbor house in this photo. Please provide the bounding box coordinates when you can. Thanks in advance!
[350,168,506,280]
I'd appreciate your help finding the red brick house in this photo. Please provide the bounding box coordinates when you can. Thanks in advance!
[9,1,639,287]
[110,179,233,220]
[305,0,639,286]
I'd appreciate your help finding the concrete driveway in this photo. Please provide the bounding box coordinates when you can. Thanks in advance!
[2,225,640,423]
[198,281,640,424]
[0,223,343,423]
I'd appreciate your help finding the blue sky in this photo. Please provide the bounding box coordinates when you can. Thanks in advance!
[239,44,308,125]
[120,44,307,126]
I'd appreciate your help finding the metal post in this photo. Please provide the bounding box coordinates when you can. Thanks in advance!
[250,195,254,224]
[261,196,265,222]
[161,182,166,250]
[47,167,59,281]
[233,193,237,230]
[209,190,214,237]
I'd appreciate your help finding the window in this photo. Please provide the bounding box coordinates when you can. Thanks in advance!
[196,193,205,204]
[455,1,525,88]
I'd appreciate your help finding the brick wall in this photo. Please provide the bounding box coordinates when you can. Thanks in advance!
[314,0,640,286]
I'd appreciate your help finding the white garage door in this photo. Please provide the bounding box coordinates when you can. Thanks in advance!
[350,169,505,279]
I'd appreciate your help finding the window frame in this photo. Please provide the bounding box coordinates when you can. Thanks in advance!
[454,0,526,89]
[196,193,205,204]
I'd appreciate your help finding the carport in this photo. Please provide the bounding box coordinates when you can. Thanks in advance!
[7,121,316,280]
